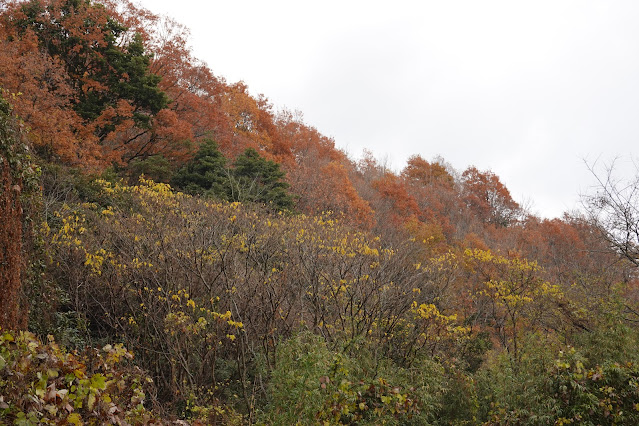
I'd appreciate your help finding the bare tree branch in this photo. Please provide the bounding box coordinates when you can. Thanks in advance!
[582,158,639,267]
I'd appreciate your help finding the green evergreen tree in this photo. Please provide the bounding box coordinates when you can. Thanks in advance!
[171,140,227,197]
[172,144,294,210]
[228,148,295,211]
[128,154,172,183]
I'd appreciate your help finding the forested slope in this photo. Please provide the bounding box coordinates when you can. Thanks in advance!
[1,1,639,424]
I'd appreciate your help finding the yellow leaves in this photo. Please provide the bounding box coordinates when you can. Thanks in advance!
[165,311,206,336]
[66,413,82,425]
[84,248,112,276]
[539,281,564,298]
[416,303,436,319]
[101,206,114,217]
[413,302,457,323]
[213,310,231,321]
[131,258,153,269]
[50,211,87,248]
[137,177,172,195]
[359,243,379,257]
[408,301,469,346]
[227,320,243,329]
[40,220,51,236]
[465,248,557,310]
[296,228,306,243]
[465,247,496,263]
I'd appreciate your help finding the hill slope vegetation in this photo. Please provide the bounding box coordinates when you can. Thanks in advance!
[2,0,639,424]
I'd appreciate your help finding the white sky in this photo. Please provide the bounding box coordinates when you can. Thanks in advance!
[137,0,639,219]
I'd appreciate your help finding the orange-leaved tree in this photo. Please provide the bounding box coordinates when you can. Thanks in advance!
[1,0,169,168]
[462,166,520,227]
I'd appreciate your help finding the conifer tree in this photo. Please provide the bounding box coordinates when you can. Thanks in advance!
[171,139,227,197]
[228,147,295,210]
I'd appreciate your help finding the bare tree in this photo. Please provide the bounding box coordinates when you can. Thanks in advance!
[582,158,639,267]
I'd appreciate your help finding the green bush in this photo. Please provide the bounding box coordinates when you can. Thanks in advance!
[473,336,560,425]
[551,348,639,425]
[260,332,445,425]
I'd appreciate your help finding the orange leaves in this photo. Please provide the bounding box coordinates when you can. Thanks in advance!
[306,161,374,228]
[218,83,286,160]
[462,166,520,227]
[402,155,454,188]
[0,31,84,162]
[372,172,420,224]
[277,111,373,226]
[154,108,193,143]
[404,216,447,255]
[0,0,177,168]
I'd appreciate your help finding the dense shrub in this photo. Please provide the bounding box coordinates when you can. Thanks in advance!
[260,332,443,425]
[0,329,158,424]
[42,178,468,419]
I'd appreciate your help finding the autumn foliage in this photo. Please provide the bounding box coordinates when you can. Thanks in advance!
[0,94,40,330]
[2,0,639,424]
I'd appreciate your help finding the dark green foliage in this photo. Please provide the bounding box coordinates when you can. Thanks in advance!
[461,330,493,373]
[77,31,167,131]
[572,308,639,366]
[39,161,130,210]
[171,139,227,197]
[128,154,173,184]
[172,143,295,210]
[228,147,295,210]
[468,331,639,425]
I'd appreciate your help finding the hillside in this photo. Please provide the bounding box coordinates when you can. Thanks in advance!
[2,0,639,424]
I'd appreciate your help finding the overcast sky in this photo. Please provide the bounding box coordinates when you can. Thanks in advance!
[137,0,638,219]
